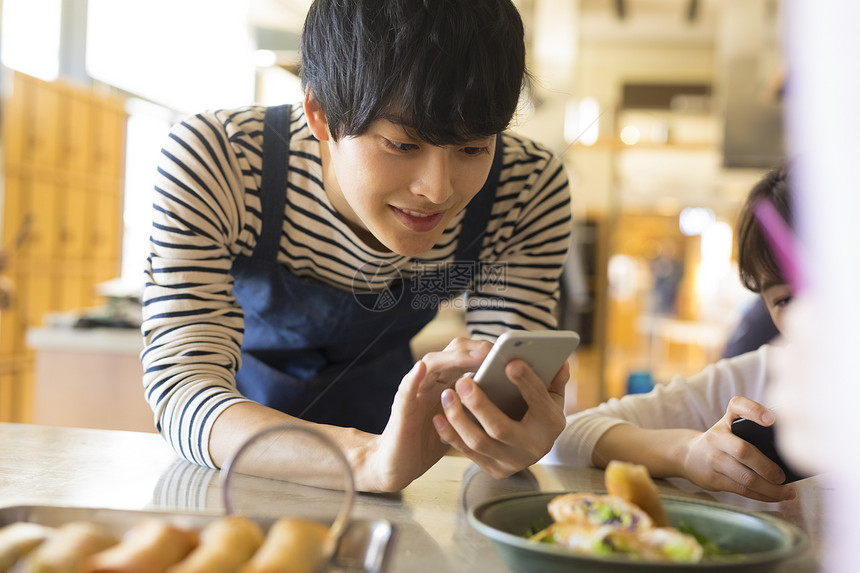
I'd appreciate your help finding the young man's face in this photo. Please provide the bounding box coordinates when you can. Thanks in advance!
[306,97,496,256]
[761,283,793,333]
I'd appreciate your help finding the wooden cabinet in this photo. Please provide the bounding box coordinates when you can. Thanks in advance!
[0,70,127,423]
[27,328,152,433]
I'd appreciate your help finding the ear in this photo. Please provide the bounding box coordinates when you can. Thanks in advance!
[303,89,331,142]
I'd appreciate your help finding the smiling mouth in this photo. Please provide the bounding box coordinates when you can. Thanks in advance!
[401,209,434,218]
[391,206,445,232]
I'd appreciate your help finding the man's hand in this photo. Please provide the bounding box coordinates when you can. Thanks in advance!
[357,338,492,492]
[416,337,492,389]
[431,359,568,479]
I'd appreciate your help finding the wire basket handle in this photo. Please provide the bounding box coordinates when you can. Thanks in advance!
[220,423,356,544]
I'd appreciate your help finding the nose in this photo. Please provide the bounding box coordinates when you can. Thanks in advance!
[410,149,454,205]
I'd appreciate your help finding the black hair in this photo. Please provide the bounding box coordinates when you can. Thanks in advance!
[737,163,793,293]
[300,0,528,145]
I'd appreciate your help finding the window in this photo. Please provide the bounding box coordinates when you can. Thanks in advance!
[86,0,256,114]
[0,0,62,81]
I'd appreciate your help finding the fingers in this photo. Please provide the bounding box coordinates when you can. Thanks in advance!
[721,396,785,483]
[713,458,796,502]
[433,387,484,457]
[548,359,571,395]
[689,438,792,502]
[697,419,794,501]
[437,382,488,441]
[442,336,492,355]
[389,361,430,421]
[450,369,524,441]
[432,398,519,479]
[420,338,491,387]
[435,380,521,474]
[445,361,564,442]
[724,396,774,427]
[714,474,794,503]
[433,362,565,479]
[727,431,787,485]
[507,360,567,413]
[399,360,426,399]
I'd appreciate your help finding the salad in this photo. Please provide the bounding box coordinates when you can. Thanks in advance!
[528,461,709,563]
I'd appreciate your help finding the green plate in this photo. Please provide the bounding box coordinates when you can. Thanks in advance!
[468,492,807,573]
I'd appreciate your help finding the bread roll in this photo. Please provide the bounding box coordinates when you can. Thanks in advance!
[83,520,198,573]
[604,461,669,527]
[166,516,264,573]
[0,522,53,571]
[20,521,117,573]
[239,518,332,573]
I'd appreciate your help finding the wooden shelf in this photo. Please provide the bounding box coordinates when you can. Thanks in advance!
[0,71,127,423]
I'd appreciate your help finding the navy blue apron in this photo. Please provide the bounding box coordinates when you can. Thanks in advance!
[231,104,502,434]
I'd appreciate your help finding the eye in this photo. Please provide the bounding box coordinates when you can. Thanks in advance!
[384,139,418,153]
[462,146,490,156]
[773,295,794,308]
[766,293,793,309]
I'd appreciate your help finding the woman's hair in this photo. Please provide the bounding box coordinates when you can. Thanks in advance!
[300,0,528,145]
[737,163,793,293]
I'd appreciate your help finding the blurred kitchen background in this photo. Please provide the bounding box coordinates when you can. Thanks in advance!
[0,0,786,431]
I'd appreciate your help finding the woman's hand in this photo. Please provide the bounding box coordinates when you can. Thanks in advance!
[678,396,796,502]
[431,358,568,479]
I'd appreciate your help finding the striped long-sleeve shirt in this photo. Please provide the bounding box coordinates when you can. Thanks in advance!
[142,105,572,467]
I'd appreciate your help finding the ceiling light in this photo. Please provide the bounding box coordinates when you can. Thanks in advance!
[254,49,277,68]
[620,125,641,145]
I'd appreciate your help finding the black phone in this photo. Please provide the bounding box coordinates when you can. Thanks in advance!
[730,418,810,484]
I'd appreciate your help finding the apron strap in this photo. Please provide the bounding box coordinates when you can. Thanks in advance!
[454,132,504,263]
[254,104,293,261]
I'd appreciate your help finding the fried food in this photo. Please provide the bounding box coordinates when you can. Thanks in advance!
[239,518,332,573]
[532,521,702,561]
[547,493,653,531]
[531,462,703,563]
[605,460,669,527]
[0,522,54,571]
[83,519,198,573]
[1,514,333,572]
[20,521,117,573]
[166,515,264,573]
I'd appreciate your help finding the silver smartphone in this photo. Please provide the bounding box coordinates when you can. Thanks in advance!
[470,330,580,422]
